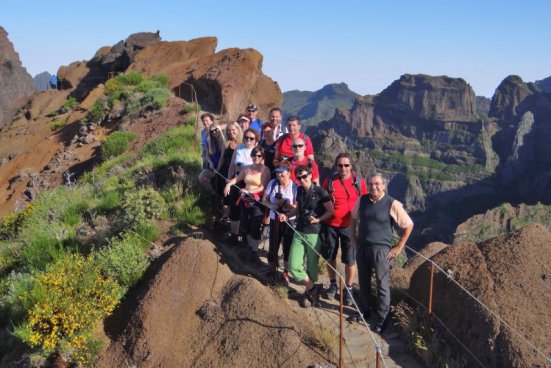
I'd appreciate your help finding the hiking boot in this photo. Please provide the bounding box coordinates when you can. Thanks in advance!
[300,291,312,308]
[373,317,388,333]
[325,283,337,300]
[343,288,353,306]
[228,234,239,247]
[309,284,321,307]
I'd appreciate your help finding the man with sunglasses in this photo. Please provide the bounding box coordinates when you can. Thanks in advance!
[350,173,413,333]
[321,153,367,305]
[280,165,333,308]
[287,138,320,185]
[246,103,264,134]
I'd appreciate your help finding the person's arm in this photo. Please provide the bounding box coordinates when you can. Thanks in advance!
[349,198,361,251]
[312,162,320,186]
[311,200,334,224]
[216,146,226,172]
[386,200,414,261]
[224,169,245,196]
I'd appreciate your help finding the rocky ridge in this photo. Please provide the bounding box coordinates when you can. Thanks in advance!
[0,27,36,130]
[310,73,551,246]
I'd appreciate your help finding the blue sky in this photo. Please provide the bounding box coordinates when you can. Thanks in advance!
[1,0,549,97]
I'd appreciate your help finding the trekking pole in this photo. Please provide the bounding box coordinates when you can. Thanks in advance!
[428,263,435,320]
[375,346,382,368]
[339,279,344,368]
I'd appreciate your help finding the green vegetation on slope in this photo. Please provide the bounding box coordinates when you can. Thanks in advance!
[0,122,206,366]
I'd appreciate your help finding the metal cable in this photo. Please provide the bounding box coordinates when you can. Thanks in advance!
[405,245,550,364]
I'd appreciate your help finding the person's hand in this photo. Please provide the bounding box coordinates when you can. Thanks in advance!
[240,188,248,195]
[223,185,231,197]
[386,246,402,261]
[279,214,288,222]
[309,216,319,224]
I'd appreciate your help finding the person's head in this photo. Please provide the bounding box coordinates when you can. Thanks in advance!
[269,108,282,125]
[226,121,243,144]
[295,165,312,188]
[291,137,306,159]
[286,116,301,135]
[208,123,225,154]
[367,173,388,199]
[275,160,292,183]
[201,112,215,129]
[250,146,264,165]
[334,153,353,179]
[261,121,275,141]
[237,114,250,131]
[243,128,259,148]
[246,103,258,120]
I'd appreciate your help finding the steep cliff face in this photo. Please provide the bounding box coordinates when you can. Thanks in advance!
[0,27,36,130]
[317,74,494,223]
[490,76,551,202]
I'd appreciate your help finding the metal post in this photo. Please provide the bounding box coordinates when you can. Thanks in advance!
[428,263,435,318]
[339,279,344,368]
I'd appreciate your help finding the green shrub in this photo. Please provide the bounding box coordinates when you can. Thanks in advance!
[104,78,124,96]
[20,235,69,272]
[0,205,34,240]
[117,71,144,86]
[100,131,137,160]
[180,103,199,115]
[142,125,196,157]
[0,241,22,276]
[50,118,68,131]
[172,191,206,226]
[13,254,123,366]
[120,188,167,228]
[88,98,106,123]
[62,97,78,111]
[143,88,171,109]
[94,190,120,214]
[95,232,150,289]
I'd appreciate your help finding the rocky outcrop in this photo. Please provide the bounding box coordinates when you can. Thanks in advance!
[0,27,36,130]
[534,75,551,93]
[58,32,162,99]
[476,96,491,115]
[56,32,281,120]
[454,202,551,242]
[282,82,360,126]
[33,71,52,91]
[129,41,282,120]
[409,224,551,368]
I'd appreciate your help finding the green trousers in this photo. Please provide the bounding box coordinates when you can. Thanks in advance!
[288,231,321,283]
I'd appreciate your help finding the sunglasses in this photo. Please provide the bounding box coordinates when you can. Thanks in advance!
[337,163,351,168]
[247,109,257,112]
[243,136,256,141]
[297,173,310,180]
[252,154,263,158]
[291,144,305,149]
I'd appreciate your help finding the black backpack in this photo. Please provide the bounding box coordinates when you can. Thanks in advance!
[327,172,363,199]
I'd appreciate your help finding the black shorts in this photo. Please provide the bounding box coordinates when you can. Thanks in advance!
[321,225,355,265]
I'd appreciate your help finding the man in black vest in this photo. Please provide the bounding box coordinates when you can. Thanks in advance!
[350,173,413,332]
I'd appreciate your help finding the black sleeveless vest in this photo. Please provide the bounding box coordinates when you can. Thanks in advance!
[358,194,395,248]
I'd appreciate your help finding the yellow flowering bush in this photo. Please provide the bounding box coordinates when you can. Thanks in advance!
[0,205,34,240]
[15,254,123,365]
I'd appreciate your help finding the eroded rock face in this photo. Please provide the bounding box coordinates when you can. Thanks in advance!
[0,27,36,130]
[409,224,551,368]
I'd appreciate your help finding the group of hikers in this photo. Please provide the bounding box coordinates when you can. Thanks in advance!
[198,104,413,333]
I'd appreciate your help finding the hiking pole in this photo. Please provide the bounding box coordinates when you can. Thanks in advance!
[375,345,382,368]
[339,279,344,368]
[428,263,435,320]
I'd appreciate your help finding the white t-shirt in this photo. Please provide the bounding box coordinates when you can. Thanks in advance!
[265,178,297,220]
[234,145,253,176]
